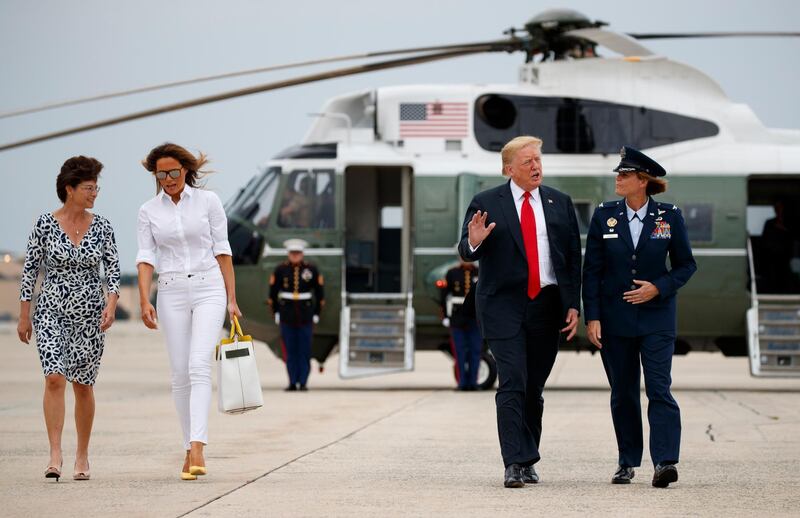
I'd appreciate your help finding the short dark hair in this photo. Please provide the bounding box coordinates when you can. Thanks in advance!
[142,143,209,193]
[636,171,668,196]
[57,156,103,202]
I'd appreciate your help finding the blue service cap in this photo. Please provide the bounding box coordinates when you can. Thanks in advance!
[613,146,666,177]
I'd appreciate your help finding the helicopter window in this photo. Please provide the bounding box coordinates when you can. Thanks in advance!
[226,166,280,265]
[682,203,714,243]
[474,94,718,154]
[476,95,517,130]
[277,169,335,229]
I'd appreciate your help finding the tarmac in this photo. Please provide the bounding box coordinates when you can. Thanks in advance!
[1,322,799,517]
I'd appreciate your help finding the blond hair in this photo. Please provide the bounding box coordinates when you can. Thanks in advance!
[500,136,543,176]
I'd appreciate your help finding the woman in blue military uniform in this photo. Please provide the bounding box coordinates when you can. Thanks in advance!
[268,239,325,391]
[582,146,697,488]
[439,259,481,390]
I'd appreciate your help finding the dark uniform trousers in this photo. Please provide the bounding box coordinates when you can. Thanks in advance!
[600,332,681,468]
[281,323,313,387]
[488,285,561,467]
[451,323,482,389]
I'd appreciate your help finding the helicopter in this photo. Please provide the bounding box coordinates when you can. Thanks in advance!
[2,9,799,384]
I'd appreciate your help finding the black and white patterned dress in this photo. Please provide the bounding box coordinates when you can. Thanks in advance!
[20,213,121,385]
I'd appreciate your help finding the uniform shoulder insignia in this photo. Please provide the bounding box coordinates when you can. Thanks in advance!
[657,202,679,211]
[598,200,618,210]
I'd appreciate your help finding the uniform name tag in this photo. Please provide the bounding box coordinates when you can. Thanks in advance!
[603,234,619,239]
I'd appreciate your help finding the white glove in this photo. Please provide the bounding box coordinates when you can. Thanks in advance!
[274,313,280,324]
[312,315,320,324]
[442,318,450,328]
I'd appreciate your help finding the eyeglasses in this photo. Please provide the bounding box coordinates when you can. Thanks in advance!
[155,169,182,180]
[78,185,101,193]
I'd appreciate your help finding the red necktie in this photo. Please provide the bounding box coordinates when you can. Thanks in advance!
[521,192,541,299]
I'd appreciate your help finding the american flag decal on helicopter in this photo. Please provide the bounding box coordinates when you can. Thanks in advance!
[399,101,469,138]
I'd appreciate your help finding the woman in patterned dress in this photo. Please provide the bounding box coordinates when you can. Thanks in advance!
[136,143,241,480]
[17,156,121,482]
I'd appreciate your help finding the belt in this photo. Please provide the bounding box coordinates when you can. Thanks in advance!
[161,266,220,279]
[279,292,312,300]
[446,295,466,317]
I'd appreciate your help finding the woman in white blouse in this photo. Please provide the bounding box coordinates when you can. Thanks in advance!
[136,143,241,480]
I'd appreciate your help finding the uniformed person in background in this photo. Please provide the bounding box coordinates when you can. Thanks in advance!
[440,259,481,391]
[268,239,325,391]
[582,147,697,488]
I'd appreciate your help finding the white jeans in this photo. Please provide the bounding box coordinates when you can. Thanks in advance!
[157,266,226,450]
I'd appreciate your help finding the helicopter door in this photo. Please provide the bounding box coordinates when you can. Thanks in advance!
[745,176,800,377]
[339,165,415,378]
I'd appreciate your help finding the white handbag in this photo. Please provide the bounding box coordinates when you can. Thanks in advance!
[216,316,264,414]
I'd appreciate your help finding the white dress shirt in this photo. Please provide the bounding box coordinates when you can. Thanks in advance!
[626,200,649,248]
[508,180,558,287]
[136,185,232,274]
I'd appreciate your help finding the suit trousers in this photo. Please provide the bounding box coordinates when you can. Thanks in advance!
[157,266,227,450]
[487,286,561,467]
[600,332,681,468]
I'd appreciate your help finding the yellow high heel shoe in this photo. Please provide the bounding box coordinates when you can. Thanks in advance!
[181,471,197,480]
[189,465,206,476]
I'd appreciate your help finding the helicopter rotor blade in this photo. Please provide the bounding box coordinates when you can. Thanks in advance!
[0,38,520,121]
[0,43,519,152]
[628,31,800,40]
[565,28,655,56]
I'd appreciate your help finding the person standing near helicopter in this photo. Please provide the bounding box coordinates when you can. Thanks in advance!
[582,146,696,488]
[439,259,481,391]
[268,239,325,391]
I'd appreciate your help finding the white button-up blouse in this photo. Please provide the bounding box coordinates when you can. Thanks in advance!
[136,185,232,274]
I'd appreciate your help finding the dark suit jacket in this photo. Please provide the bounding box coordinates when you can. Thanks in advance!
[582,198,697,337]
[458,181,582,340]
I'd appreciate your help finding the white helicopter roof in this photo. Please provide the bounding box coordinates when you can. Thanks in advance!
[293,55,800,177]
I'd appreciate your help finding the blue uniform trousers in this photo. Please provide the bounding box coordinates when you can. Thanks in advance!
[451,322,482,389]
[280,323,312,387]
[600,332,681,468]
[487,286,561,467]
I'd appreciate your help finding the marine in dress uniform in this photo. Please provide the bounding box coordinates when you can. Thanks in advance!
[582,147,697,488]
[268,239,325,391]
[440,261,481,391]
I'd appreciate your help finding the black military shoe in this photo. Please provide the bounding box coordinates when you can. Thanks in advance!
[612,466,635,484]
[521,465,539,484]
[284,384,297,392]
[299,385,308,391]
[652,464,678,488]
[504,464,525,488]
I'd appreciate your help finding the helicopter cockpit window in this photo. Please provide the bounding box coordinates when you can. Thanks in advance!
[474,94,719,154]
[226,166,280,265]
[277,169,335,229]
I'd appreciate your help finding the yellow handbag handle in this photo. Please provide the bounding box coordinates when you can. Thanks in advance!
[216,315,253,358]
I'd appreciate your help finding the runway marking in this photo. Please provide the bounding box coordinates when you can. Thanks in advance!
[178,390,438,517]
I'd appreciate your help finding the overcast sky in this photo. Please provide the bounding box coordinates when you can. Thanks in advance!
[2,0,799,272]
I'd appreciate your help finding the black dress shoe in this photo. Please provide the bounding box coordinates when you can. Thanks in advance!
[504,464,525,488]
[521,465,539,484]
[652,464,678,488]
[612,466,635,484]
[284,384,297,392]
[299,385,308,391]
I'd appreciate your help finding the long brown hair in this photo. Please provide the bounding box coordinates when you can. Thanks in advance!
[142,143,209,194]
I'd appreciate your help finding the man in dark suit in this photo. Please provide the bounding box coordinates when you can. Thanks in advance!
[458,136,582,488]
[583,146,696,488]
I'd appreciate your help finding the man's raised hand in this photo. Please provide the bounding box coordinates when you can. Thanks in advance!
[468,210,496,249]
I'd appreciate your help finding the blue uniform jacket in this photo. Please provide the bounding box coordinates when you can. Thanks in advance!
[582,198,697,337]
